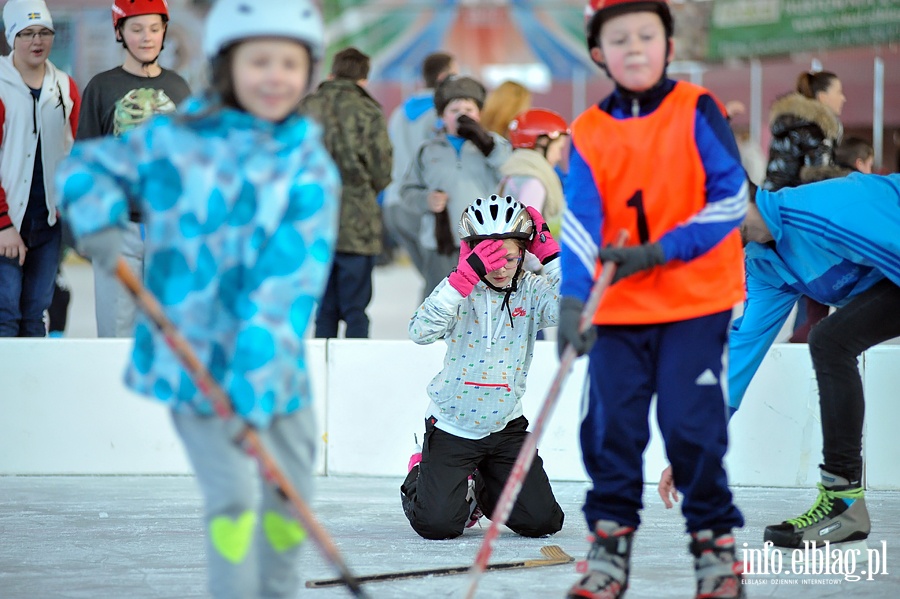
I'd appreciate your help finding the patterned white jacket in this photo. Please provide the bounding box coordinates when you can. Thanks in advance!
[409,259,561,439]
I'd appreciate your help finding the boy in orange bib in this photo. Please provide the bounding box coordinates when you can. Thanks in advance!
[560,2,749,598]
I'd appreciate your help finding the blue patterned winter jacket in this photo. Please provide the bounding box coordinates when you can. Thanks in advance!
[57,97,340,428]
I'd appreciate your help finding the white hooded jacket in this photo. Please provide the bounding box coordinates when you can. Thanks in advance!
[409,259,561,439]
[0,54,79,231]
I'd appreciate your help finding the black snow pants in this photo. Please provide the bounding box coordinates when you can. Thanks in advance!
[400,415,564,540]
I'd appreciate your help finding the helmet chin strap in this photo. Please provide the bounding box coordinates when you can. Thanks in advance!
[481,260,524,326]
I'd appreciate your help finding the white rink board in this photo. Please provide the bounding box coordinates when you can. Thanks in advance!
[0,339,190,475]
[0,339,327,476]
[724,344,825,488]
[1,339,898,489]
[861,346,900,489]
[323,339,444,477]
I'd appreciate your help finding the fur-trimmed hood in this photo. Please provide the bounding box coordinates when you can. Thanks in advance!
[800,164,853,183]
[769,93,842,141]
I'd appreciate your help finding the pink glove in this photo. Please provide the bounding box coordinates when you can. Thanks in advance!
[525,206,560,264]
[448,239,508,296]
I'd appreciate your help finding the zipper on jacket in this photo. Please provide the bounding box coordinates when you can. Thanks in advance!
[484,292,492,351]
[631,98,640,118]
[32,93,38,134]
[464,381,511,393]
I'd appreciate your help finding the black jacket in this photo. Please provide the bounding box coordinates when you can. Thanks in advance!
[762,93,843,191]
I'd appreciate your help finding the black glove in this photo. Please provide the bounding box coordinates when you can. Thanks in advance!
[557,296,596,358]
[599,242,666,284]
[456,114,495,157]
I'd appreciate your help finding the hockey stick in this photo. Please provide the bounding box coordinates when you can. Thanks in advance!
[306,545,573,588]
[115,260,370,599]
[463,229,629,599]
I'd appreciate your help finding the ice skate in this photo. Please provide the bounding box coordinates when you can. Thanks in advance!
[465,472,483,528]
[400,435,423,523]
[567,520,633,599]
[690,530,744,599]
[764,469,869,552]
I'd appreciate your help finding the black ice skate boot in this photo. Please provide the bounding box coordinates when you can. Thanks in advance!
[567,520,634,599]
[689,530,744,599]
[465,471,483,529]
[764,469,869,551]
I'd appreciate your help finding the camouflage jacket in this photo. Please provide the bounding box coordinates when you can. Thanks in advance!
[300,79,392,255]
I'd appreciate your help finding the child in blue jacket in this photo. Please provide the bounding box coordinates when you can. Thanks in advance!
[661,173,900,554]
[732,174,900,553]
[56,1,339,597]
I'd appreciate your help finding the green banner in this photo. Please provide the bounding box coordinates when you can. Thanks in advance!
[707,0,900,61]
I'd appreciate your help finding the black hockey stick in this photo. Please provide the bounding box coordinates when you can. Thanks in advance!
[116,259,369,598]
[464,229,629,599]
[306,545,573,588]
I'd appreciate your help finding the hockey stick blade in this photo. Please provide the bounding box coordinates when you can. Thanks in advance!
[305,545,573,588]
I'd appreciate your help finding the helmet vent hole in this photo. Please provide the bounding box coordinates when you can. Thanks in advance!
[489,204,499,221]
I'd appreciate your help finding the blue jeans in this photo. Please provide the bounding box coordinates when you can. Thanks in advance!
[0,217,62,337]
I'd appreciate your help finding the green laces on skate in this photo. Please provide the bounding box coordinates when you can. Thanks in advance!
[786,483,865,529]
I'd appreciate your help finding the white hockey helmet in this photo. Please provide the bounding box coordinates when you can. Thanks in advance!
[202,0,324,61]
[459,194,534,243]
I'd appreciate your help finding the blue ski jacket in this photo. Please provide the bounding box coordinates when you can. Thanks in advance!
[730,173,900,409]
[57,97,340,427]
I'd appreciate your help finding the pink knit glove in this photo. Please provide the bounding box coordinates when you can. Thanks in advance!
[525,206,560,264]
[448,239,508,296]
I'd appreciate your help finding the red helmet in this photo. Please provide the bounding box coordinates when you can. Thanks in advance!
[508,109,569,150]
[584,0,672,50]
[112,0,169,31]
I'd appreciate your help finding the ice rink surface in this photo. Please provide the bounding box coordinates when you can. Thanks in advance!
[10,256,896,598]
[2,475,899,598]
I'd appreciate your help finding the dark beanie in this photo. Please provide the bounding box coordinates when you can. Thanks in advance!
[433,76,486,115]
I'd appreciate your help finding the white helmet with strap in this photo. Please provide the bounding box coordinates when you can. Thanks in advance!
[202,0,324,61]
[458,194,534,243]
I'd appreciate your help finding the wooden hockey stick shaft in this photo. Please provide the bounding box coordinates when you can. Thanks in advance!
[306,545,573,588]
[463,230,629,599]
[115,259,370,599]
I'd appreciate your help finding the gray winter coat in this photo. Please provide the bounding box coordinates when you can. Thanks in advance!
[400,131,511,250]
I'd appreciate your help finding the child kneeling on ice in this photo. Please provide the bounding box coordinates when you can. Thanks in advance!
[401,194,564,540]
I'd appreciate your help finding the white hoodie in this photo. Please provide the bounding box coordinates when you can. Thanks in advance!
[0,54,79,231]
[408,259,561,439]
